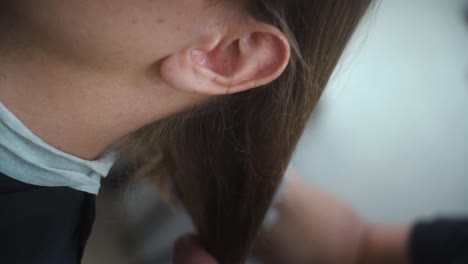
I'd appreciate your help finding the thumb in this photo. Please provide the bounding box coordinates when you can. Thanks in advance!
[173,234,218,264]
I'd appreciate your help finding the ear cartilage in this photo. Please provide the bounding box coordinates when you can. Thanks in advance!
[239,34,251,53]
[191,50,209,66]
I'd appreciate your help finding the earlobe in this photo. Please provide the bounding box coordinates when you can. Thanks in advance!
[160,22,290,95]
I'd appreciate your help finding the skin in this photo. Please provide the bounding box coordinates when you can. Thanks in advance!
[255,172,411,264]
[174,235,217,264]
[0,0,289,160]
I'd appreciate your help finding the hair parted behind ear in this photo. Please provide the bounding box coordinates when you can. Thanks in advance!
[118,0,374,263]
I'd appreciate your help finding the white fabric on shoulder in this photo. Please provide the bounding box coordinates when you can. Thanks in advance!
[0,102,116,194]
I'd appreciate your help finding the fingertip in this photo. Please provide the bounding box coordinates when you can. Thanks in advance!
[173,234,218,264]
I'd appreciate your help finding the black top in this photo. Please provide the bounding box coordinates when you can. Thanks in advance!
[0,172,95,264]
[410,218,468,264]
[1,171,467,264]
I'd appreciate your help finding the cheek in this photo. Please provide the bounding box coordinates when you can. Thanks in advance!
[90,0,228,67]
[15,0,148,69]
[16,0,223,72]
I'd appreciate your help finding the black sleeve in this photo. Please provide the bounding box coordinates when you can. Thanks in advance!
[410,217,468,264]
[0,172,96,264]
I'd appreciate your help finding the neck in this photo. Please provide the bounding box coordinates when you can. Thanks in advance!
[0,39,197,160]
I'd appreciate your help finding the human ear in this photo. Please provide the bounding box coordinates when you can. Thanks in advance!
[160,21,290,95]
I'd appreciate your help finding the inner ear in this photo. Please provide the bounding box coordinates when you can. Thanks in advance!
[192,41,242,77]
[161,23,290,95]
[190,30,290,93]
[236,32,287,83]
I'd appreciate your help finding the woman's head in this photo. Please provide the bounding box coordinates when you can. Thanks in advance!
[2,0,374,262]
[119,0,374,263]
[0,0,294,159]
[2,0,290,109]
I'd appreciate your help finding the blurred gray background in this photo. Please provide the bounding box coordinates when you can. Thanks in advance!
[84,0,468,263]
[293,0,468,223]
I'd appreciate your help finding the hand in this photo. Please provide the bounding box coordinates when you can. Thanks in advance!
[173,234,218,264]
[172,171,410,264]
[253,172,367,264]
[253,171,410,264]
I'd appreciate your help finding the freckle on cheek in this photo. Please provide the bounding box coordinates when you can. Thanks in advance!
[156,17,166,24]
[131,18,138,24]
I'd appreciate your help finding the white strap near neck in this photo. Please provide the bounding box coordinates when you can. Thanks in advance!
[0,103,115,194]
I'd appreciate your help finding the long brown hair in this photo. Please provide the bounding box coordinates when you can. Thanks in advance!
[118,0,374,263]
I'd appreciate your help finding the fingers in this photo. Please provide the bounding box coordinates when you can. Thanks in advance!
[173,234,218,264]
